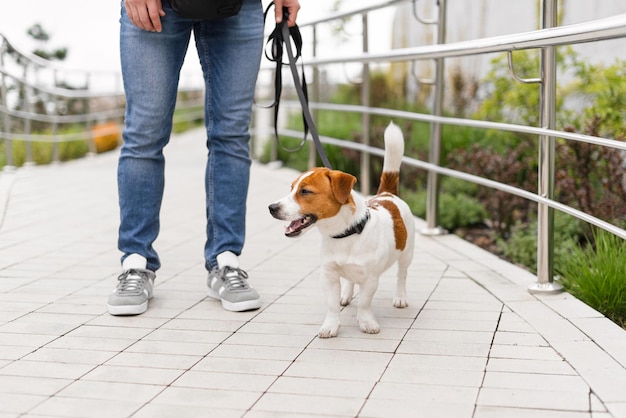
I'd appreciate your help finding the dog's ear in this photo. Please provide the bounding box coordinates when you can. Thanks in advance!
[328,170,356,204]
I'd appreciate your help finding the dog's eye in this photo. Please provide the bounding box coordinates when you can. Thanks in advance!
[300,188,313,196]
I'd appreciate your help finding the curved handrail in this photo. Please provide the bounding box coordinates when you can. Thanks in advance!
[296,0,408,27]
[260,13,626,71]
[280,101,626,152]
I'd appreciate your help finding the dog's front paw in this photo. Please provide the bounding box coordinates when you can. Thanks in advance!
[359,318,380,334]
[318,321,340,338]
[340,281,354,306]
[393,297,408,308]
[358,311,380,334]
[340,295,352,306]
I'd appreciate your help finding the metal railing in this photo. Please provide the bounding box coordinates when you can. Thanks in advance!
[0,32,204,169]
[254,0,626,293]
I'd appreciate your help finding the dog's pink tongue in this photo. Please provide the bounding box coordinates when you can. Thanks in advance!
[286,220,302,234]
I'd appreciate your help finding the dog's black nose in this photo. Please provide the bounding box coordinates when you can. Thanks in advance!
[268,203,280,217]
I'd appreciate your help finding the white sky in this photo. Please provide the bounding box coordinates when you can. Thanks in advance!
[1,1,122,72]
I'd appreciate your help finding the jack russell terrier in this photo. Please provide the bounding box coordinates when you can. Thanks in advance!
[268,121,415,338]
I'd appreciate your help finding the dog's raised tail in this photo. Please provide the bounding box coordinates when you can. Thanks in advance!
[377,121,404,196]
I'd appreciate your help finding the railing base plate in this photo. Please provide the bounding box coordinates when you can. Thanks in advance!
[528,281,564,294]
[419,226,448,236]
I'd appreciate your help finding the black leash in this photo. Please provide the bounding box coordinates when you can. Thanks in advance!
[263,2,332,169]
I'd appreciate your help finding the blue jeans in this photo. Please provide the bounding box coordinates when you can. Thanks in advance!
[117,0,264,272]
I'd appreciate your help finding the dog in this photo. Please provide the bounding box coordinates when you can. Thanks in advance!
[268,121,415,338]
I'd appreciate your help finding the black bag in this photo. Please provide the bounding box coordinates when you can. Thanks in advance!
[169,0,243,20]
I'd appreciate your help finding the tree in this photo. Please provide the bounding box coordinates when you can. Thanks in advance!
[27,23,68,61]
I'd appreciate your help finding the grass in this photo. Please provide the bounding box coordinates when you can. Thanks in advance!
[557,228,626,328]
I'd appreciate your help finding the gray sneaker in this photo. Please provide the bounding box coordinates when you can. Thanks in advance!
[107,269,155,315]
[207,266,261,312]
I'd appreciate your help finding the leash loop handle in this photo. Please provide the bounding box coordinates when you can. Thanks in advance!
[262,2,332,169]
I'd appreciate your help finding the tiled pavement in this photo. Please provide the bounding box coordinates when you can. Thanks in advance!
[1,128,626,418]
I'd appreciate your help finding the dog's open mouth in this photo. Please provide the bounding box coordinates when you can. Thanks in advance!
[285,214,317,237]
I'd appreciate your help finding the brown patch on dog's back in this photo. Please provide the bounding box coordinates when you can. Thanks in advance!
[369,195,407,250]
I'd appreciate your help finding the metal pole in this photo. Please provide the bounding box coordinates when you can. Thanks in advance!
[529,0,563,294]
[52,72,59,163]
[0,50,14,170]
[360,13,371,196]
[52,114,59,163]
[85,74,96,156]
[422,0,447,235]
[23,66,33,166]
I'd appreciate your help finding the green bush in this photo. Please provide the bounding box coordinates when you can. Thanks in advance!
[260,134,318,172]
[5,139,90,167]
[557,229,626,328]
[405,188,486,231]
[564,58,626,139]
[0,141,6,167]
[497,211,583,272]
[0,123,96,169]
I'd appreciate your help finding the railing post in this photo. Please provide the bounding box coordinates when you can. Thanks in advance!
[23,66,34,166]
[0,50,14,170]
[84,74,96,157]
[421,0,447,235]
[529,0,563,294]
[52,73,60,163]
[360,13,371,196]
[51,111,59,164]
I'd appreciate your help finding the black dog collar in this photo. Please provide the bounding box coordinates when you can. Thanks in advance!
[332,209,370,239]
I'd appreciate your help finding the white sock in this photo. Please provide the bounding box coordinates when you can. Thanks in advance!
[216,251,239,269]
[122,254,147,270]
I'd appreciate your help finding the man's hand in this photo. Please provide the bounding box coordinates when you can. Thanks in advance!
[124,0,166,32]
[274,0,300,26]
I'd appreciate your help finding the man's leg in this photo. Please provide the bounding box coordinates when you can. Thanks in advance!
[195,0,264,311]
[109,4,193,315]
